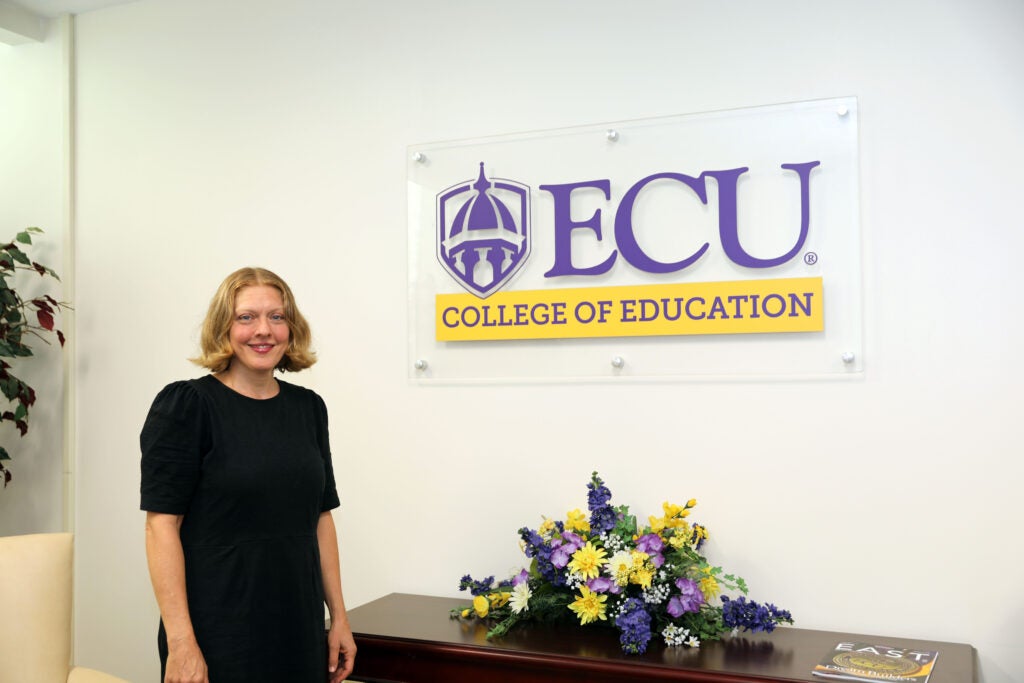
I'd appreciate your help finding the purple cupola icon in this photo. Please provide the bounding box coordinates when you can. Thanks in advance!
[437,162,530,298]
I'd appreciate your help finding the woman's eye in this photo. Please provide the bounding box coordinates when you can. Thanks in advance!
[237,314,253,322]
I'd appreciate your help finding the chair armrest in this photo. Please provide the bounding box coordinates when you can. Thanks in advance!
[68,666,132,683]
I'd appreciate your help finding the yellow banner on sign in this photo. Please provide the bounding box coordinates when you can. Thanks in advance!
[436,277,823,342]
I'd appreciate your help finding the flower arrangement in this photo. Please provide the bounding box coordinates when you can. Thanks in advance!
[453,472,792,655]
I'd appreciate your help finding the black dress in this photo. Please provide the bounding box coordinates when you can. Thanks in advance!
[140,375,340,683]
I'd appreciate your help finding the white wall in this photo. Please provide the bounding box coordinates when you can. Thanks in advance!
[70,1,1022,681]
[0,18,69,535]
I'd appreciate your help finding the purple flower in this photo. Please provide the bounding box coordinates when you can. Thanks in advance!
[590,506,618,534]
[587,473,612,510]
[677,578,703,604]
[587,472,617,534]
[458,574,495,596]
[720,596,793,633]
[614,597,652,654]
[667,578,703,617]
[587,576,614,593]
[550,532,585,569]
[518,527,565,587]
[635,534,663,554]
[512,569,529,586]
[635,534,665,567]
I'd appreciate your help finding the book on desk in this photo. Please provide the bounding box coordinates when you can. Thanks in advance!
[812,641,939,683]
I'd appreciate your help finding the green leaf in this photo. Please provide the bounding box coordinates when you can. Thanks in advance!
[0,377,16,401]
[15,231,33,245]
[0,446,10,461]
[8,246,30,266]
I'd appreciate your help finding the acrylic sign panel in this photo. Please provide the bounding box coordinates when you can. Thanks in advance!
[409,98,861,381]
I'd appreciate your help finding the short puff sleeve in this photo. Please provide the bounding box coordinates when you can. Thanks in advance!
[313,391,340,512]
[140,381,209,514]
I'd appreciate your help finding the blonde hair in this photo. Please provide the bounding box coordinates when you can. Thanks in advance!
[191,267,316,373]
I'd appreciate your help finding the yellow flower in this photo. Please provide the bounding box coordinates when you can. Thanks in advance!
[648,515,666,534]
[565,508,591,534]
[473,594,490,618]
[619,550,654,588]
[669,524,692,548]
[632,566,654,589]
[538,517,556,539]
[568,541,608,579]
[629,550,649,569]
[568,586,608,625]
[699,567,720,598]
[461,608,470,618]
[661,501,690,527]
[489,591,511,609]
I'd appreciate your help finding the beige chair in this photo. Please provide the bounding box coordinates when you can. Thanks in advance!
[0,532,130,683]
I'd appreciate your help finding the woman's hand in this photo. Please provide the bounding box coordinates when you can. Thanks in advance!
[164,635,208,683]
[327,619,357,682]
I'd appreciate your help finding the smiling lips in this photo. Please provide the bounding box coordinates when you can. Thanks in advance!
[249,344,275,354]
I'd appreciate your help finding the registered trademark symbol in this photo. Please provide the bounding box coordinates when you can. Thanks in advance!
[804,252,818,265]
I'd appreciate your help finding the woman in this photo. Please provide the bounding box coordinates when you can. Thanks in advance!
[141,267,356,683]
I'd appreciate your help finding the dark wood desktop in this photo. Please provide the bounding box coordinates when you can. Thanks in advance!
[347,593,976,683]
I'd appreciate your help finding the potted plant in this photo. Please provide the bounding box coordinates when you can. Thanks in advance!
[0,227,69,487]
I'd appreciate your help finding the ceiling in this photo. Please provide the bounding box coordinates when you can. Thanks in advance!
[11,0,136,18]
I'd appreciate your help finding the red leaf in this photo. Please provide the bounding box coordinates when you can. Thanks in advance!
[37,309,54,331]
[15,419,27,436]
[58,330,66,347]
[3,468,10,486]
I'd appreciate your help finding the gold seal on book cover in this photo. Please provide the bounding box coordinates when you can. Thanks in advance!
[833,651,923,677]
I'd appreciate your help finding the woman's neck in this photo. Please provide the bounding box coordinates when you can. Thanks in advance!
[215,367,280,399]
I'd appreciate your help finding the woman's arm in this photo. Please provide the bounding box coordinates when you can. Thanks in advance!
[317,510,356,682]
[144,511,208,683]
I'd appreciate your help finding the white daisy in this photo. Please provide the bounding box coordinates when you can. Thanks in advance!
[509,582,532,614]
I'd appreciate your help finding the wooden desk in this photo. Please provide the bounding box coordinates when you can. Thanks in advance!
[348,593,976,683]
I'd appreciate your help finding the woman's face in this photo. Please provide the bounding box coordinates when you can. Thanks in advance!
[228,285,290,375]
